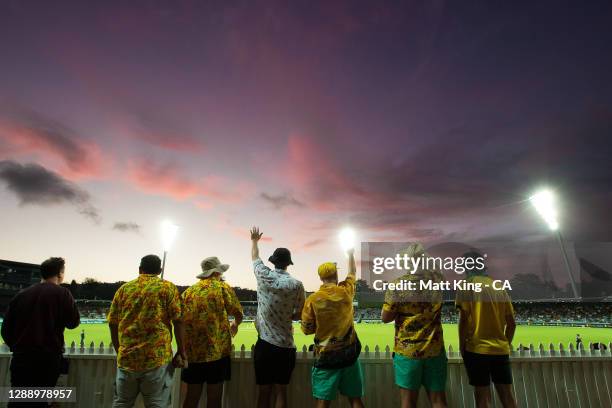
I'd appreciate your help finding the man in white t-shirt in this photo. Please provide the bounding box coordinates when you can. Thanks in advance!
[250,227,305,408]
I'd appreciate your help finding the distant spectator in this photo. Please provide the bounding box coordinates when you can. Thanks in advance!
[301,249,365,408]
[382,243,447,408]
[108,255,185,408]
[575,334,583,349]
[250,227,305,408]
[181,257,243,408]
[1,257,80,407]
[456,251,517,408]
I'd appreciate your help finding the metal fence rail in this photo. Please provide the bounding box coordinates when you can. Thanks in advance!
[0,342,611,407]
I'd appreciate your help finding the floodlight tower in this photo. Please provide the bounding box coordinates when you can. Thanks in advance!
[339,227,356,252]
[160,220,179,280]
[529,190,579,299]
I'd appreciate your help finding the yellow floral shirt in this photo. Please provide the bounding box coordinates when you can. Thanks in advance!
[301,275,357,354]
[383,270,444,359]
[108,274,181,371]
[181,278,243,363]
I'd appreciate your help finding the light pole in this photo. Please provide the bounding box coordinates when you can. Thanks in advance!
[529,190,579,299]
[160,220,178,280]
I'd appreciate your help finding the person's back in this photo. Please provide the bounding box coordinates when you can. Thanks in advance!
[460,275,512,355]
[108,254,184,408]
[2,282,79,354]
[302,253,365,408]
[182,277,242,362]
[305,277,356,353]
[382,244,447,408]
[1,257,79,405]
[181,257,243,408]
[109,273,180,371]
[254,262,304,347]
[250,227,305,408]
[456,251,517,408]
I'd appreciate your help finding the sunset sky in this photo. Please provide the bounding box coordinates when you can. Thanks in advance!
[1,1,611,291]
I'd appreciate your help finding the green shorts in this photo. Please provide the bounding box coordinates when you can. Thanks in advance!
[311,360,364,401]
[393,351,447,392]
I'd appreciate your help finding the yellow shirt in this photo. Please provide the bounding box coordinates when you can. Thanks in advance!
[301,275,356,354]
[108,274,182,371]
[181,278,243,363]
[383,270,444,359]
[455,275,514,355]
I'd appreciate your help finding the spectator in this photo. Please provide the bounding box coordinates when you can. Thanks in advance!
[456,251,517,408]
[181,257,243,408]
[301,249,365,408]
[1,257,80,407]
[250,227,305,408]
[108,255,186,408]
[576,334,583,349]
[381,243,447,408]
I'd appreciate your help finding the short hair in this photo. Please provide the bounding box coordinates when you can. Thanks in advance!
[40,257,65,279]
[139,255,162,275]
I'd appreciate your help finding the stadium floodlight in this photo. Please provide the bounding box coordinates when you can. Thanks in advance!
[339,227,357,252]
[529,189,559,231]
[160,220,179,279]
[529,189,579,299]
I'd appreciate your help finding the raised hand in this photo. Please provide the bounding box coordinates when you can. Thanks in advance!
[250,226,263,241]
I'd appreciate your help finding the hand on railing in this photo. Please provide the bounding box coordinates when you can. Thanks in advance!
[172,351,188,368]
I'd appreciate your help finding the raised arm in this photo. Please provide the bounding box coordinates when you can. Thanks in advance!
[347,248,356,280]
[250,226,263,261]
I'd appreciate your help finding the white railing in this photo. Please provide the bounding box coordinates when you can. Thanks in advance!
[1,342,611,407]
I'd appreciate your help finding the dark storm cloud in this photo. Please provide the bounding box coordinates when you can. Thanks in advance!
[260,192,305,209]
[0,160,101,223]
[112,222,141,233]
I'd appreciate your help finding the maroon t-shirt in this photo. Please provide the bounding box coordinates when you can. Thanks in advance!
[1,282,80,354]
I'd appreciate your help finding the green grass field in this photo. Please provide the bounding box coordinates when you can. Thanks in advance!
[65,322,611,351]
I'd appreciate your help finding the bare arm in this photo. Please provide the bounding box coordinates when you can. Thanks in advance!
[347,248,356,280]
[292,285,305,321]
[301,299,316,335]
[381,308,396,323]
[173,320,186,357]
[250,226,263,260]
[505,312,516,346]
[109,323,119,353]
[458,308,469,355]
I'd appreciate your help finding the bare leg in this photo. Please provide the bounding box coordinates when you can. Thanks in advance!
[399,388,419,408]
[206,383,223,408]
[426,390,447,408]
[273,384,288,408]
[474,385,492,408]
[347,396,365,408]
[493,383,517,408]
[183,383,203,408]
[315,399,331,408]
[257,385,272,408]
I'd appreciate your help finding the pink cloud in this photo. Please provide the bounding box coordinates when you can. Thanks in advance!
[126,160,200,200]
[126,160,255,206]
[0,111,110,180]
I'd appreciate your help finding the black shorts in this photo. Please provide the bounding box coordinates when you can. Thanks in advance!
[463,351,513,386]
[253,338,296,385]
[181,356,231,384]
